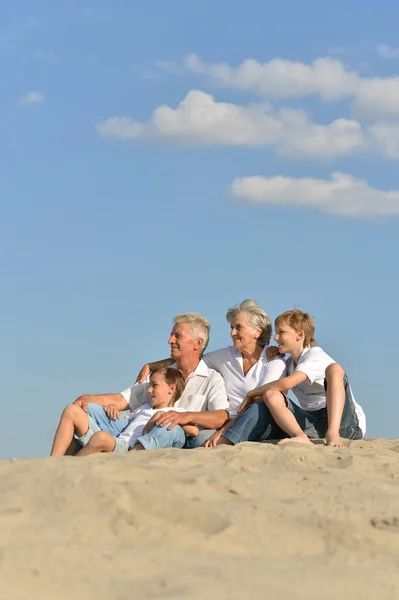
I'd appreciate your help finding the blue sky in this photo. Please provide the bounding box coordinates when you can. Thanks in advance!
[2,0,399,459]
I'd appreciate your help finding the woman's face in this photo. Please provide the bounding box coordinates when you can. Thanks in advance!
[230,312,262,352]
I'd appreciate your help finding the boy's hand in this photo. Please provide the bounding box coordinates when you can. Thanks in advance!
[266,345,285,360]
[136,364,151,383]
[103,405,120,420]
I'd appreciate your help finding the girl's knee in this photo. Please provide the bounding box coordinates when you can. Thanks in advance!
[63,403,80,418]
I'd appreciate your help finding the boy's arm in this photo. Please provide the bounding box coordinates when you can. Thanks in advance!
[182,425,200,437]
[239,372,308,413]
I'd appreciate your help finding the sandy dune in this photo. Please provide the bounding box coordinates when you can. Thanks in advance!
[1,439,399,600]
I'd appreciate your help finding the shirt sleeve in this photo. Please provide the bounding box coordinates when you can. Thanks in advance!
[202,348,229,372]
[120,382,150,411]
[261,358,287,383]
[206,371,229,412]
[295,349,335,384]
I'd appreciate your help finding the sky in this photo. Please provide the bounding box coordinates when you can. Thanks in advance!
[1,0,399,460]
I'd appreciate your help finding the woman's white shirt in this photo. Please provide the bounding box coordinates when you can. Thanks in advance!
[203,346,286,417]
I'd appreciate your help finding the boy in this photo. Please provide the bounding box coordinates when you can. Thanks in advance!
[238,310,366,447]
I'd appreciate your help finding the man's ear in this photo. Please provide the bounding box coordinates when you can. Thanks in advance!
[193,337,203,349]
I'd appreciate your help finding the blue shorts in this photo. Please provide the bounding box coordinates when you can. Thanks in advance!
[75,416,130,453]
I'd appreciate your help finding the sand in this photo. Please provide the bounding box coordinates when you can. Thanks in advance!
[1,439,399,600]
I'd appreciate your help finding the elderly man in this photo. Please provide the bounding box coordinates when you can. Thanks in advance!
[50,313,228,455]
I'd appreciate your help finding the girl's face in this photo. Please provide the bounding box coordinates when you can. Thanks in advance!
[147,372,175,408]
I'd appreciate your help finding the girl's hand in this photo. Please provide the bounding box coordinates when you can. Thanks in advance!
[104,404,120,421]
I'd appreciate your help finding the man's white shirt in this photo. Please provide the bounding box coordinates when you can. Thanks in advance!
[203,346,286,417]
[120,359,228,414]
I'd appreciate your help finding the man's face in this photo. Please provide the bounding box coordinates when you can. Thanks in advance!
[168,322,200,362]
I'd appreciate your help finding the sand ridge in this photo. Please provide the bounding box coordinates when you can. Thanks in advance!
[1,439,399,599]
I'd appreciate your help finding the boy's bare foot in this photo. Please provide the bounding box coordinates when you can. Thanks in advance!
[277,434,312,446]
[325,433,345,448]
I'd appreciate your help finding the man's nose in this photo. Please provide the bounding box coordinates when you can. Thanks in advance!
[169,335,175,344]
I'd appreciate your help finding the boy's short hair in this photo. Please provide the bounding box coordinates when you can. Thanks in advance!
[151,367,185,402]
[275,310,316,348]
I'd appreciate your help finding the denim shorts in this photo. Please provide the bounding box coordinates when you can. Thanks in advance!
[75,416,130,453]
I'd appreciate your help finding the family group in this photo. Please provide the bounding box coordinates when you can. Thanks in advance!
[50,299,366,457]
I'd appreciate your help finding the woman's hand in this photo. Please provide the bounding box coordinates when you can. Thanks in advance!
[204,429,224,448]
[136,364,151,383]
[103,404,120,420]
[238,392,256,414]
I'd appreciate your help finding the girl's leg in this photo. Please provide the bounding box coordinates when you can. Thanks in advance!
[50,404,90,456]
[76,431,116,456]
[263,390,312,445]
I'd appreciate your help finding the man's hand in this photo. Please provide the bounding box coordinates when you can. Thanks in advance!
[150,410,191,430]
[103,405,120,421]
[204,429,224,447]
[136,364,151,383]
[73,396,88,412]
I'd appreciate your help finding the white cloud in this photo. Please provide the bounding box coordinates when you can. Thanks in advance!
[180,54,399,120]
[230,172,399,218]
[97,90,364,160]
[368,122,399,159]
[377,44,399,59]
[19,91,45,105]
[183,53,358,101]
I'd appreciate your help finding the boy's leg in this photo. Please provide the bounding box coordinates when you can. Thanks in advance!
[263,390,312,445]
[76,431,116,456]
[50,404,90,456]
[324,363,346,447]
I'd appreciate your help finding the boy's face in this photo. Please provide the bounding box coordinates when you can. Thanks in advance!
[274,320,303,354]
[148,372,174,408]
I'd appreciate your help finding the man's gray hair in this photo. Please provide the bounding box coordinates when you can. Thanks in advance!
[226,299,272,347]
[173,313,210,354]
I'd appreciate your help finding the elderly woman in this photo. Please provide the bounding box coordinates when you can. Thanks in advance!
[138,299,286,448]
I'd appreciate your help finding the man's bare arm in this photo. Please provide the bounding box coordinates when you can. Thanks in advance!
[152,409,229,431]
[136,359,174,383]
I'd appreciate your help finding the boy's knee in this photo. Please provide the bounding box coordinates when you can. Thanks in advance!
[326,363,345,379]
[263,389,280,406]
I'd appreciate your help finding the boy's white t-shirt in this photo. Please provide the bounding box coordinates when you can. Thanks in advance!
[117,403,187,447]
[286,346,366,435]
